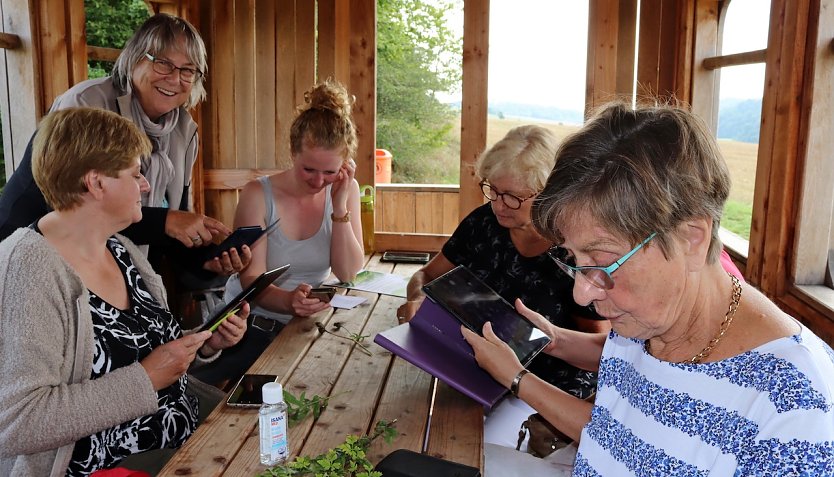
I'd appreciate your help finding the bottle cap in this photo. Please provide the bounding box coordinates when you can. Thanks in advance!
[360,185,374,203]
[262,382,284,404]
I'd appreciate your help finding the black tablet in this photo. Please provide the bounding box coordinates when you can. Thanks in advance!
[198,220,280,263]
[422,266,550,365]
[198,264,290,332]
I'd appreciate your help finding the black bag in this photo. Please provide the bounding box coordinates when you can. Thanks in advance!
[375,449,481,477]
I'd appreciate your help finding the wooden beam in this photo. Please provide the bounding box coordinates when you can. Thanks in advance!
[86,45,120,62]
[459,0,489,220]
[702,48,767,69]
[374,233,450,253]
[349,0,376,187]
[203,168,282,189]
[691,0,721,133]
[0,31,20,49]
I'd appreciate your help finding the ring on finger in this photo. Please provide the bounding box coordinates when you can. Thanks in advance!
[191,236,202,243]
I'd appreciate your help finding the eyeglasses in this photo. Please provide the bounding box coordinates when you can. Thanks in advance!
[480,181,535,210]
[144,53,203,83]
[548,232,657,290]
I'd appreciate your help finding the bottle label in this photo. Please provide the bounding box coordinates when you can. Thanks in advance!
[259,411,289,464]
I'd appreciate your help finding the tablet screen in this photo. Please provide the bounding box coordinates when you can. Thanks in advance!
[198,264,290,332]
[422,266,550,365]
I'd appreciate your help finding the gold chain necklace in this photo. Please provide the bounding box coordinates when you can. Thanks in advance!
[645,273,743,364]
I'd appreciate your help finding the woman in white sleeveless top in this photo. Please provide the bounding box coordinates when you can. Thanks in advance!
[193,80,364,387]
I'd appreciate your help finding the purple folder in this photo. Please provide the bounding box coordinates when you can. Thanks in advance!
[373,298,507,410]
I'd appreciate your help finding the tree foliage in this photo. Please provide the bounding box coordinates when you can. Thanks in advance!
[377,0,462,183]
[84,0,149,77]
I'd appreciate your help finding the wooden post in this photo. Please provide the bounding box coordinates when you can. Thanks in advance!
[458,0,488,220]
[349,0,376,188]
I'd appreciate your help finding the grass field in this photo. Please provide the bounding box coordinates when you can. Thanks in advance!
[431,115,758,239]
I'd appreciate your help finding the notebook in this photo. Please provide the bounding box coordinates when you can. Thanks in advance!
[374,266,551,409]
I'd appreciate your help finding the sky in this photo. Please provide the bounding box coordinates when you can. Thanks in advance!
[442,0,770,111]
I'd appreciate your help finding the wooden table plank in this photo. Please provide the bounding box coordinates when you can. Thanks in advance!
[426,382,485,470]
[223,289,380,476]
[366,358,435,463]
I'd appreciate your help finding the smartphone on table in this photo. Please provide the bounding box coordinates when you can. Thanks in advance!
[226,373,280,408]
[309,286,337,303]
[380,251,431,264]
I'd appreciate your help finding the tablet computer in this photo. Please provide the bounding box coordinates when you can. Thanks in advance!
[422,265,550,365]
[198,219,280,262]
[198,264,290,332]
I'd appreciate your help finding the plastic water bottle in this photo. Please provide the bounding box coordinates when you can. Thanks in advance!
[259,382,289,466]
[360,185,375,253]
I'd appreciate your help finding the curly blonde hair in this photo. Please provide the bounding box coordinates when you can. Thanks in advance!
[290,79,358,161]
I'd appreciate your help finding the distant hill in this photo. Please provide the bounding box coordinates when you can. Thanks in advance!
[448,97,763,144]
[717,98,762,143]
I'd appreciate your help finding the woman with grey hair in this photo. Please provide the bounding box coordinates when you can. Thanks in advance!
[0,13,250,277]
[463,102,834,475]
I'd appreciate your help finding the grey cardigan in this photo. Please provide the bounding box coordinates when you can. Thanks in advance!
[0,229,169,476]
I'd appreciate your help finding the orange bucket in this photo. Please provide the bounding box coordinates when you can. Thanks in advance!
[375,149,392,183]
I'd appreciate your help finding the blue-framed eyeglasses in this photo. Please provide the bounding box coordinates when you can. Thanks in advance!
[548,232,657,290]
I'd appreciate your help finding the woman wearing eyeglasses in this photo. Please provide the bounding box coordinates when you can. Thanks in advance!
[0,13,250,278]
[396,125,609,448]
[463,103,834,475]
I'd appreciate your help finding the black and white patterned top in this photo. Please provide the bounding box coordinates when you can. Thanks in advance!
[66,238,198,476]
[443,204,602,398]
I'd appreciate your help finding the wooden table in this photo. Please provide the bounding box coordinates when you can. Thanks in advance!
[159,255,484,476]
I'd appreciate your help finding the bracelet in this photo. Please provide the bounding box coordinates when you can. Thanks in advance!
[331,211,351,222]
[510,369,530,397]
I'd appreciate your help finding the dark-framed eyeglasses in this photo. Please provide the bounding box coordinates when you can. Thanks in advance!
[144,53,203,83]
[479,181,535,210]
[547,232,657,290]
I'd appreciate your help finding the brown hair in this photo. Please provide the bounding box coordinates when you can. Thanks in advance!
[32,108,152,211]
[290,79,357,161]
[532,101,730,263]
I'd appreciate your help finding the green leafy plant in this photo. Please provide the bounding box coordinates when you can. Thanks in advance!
[315,321,373,356]
[258,419,398,477]
[284,390,337,427]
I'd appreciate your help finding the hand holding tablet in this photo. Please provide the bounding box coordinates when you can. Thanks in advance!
[198,264,290,332]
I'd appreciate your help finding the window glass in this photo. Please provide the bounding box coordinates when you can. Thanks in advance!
[377,0,463,184]
[716,0,770,241]
[486,1,587,148]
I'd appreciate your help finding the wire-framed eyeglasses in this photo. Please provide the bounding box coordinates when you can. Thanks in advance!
[479,181,536,210]
[144,53,203,83]
[548,232,657,290]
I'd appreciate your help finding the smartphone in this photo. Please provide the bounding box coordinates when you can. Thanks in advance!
[226,373,279,407]
[380,251,431,264]
[309,286,337,303]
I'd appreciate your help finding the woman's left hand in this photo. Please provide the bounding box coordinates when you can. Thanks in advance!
[330,158,356,211]
[203,245,253,275]
[201,303,249,355]
[461,322,525,389]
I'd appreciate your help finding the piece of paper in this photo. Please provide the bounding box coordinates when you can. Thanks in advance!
[330,294,367,309]
[325,270,409,297]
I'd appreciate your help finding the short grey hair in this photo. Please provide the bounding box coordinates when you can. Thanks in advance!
[475,125,559,193]
[112,13,207,109]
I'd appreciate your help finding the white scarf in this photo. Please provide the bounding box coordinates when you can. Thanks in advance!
[132,96,179,208]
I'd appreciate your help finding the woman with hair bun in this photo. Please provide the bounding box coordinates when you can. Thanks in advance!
[193,80,364,387]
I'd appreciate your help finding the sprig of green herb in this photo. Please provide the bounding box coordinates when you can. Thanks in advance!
[283,390,335,427]
[258,420,398,477]
[315,321,373,356]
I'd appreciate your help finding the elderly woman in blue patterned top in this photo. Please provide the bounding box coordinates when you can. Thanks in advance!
[0,108,248,476]
[462,102,834,475]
